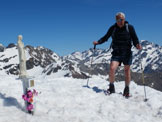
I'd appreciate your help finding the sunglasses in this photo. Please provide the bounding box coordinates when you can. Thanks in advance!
[116,19,124,22]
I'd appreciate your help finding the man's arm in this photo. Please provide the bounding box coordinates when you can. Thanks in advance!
[129,25,142,50]
[98,25,114,44]
[93,25,114,45]
[129,25,140,46]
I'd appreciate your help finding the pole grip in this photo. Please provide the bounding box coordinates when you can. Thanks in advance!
[94,45,96,50]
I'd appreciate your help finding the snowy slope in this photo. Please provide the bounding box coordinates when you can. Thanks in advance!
[0,74,162,122]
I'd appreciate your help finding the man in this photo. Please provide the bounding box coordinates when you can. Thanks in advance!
[93,12,142,97]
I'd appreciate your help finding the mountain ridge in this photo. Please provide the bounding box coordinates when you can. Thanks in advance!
[0,40,161,91]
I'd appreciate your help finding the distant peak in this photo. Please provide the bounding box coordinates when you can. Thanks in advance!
[6,43,16,48]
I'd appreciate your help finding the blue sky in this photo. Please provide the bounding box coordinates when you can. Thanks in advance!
[0,0,162,56]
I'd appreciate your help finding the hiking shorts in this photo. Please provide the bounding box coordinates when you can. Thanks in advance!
[111,54,132,66]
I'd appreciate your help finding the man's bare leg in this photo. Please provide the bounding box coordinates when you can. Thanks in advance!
[107,61,120,94]
[124,65,131,86]
[109,61,120,83]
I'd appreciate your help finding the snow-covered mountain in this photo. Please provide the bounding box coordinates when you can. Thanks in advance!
[0,43,61,76]
[0,40,161,91]
[132,40,162,73]
[62,40,162,73]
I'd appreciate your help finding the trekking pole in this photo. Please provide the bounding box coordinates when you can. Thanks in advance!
[86,45,96,87]
[140,55,148,102]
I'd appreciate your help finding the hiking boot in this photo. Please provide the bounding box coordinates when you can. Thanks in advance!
[123,86,129,98]
[107,83,115,94]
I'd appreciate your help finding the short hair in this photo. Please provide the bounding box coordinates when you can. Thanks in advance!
[116,12,125,18]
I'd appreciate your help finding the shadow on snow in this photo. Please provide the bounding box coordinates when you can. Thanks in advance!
[0,92,25,112]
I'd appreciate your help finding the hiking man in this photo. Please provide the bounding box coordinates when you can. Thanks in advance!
[93,12,142,97]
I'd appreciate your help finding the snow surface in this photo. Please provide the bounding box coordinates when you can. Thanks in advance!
[0,74,162,122]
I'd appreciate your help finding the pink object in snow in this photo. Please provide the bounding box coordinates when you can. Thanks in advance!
[27,90,33,98]
[33,89,38,96]
[27,104,33,111]
[22,95,27,101]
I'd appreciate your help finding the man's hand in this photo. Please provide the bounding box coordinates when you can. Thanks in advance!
[136,44,142,50]
[93,41,98,45]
